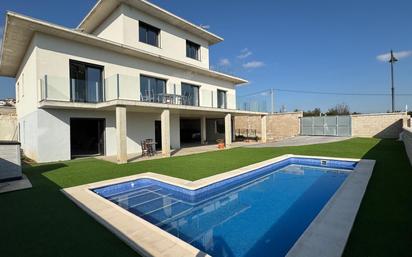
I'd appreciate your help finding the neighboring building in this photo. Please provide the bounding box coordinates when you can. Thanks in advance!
[0,0,265,163]
[0,98,16,107]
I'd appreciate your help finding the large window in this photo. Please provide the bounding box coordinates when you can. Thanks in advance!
[139,21,160,47]
[140,75,166,103]
[186,40,200,60]
[70,60,103,103]
[217,89,227,109]
[181,83,199,106]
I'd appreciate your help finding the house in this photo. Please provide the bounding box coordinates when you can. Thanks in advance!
[0,0,266,163]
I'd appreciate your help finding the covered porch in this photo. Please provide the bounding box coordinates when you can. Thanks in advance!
[98,141,257,163]
[112,102,267,164]
[39,99,267,164]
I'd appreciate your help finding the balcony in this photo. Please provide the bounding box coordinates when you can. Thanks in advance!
[39,74,223,109]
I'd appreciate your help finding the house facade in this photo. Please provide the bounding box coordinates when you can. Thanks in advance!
[0,0,266,163]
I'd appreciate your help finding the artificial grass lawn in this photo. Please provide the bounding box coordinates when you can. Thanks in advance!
[0,138,411,257]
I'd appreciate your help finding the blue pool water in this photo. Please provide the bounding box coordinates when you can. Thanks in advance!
[93,158,355,257]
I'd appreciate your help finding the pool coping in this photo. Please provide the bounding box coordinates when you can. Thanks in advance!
[62,154,375,257]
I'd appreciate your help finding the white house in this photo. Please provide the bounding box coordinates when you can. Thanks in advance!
[0,0,266,163]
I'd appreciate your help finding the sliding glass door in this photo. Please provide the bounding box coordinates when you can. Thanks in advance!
[70,60,103,103]
[140,75,166,102]
[181,83,199,106]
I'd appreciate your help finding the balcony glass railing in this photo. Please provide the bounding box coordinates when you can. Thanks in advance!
[39,74,237,110]
[39,75,104,103]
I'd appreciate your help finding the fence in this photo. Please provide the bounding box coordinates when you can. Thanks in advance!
[300,116,351,137]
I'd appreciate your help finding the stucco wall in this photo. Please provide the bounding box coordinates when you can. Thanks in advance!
[402,127,412,165]
[234,112,303,141]
[34,33,236,109]
[351,112,409,139]
[0,142,22,181]
[93,4,210,69]
[0,107,18,141]
[22,108,181,163]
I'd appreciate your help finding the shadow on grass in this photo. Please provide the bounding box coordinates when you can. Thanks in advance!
[342,139,412,257]
[0,160,140,257]
[1,138,411,257]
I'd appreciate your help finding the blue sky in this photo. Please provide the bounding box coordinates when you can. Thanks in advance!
[0,0,411,113]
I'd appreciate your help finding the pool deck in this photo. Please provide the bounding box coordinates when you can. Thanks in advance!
[98,141,255,163]
[246,136,351,148]
[63,154,375,257]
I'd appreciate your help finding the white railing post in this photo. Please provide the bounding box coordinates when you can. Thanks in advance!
[71,78,76,102]
[44,75,48,100]
[116,74,120,99]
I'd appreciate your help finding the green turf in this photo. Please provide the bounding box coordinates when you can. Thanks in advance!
[0,138,411,257]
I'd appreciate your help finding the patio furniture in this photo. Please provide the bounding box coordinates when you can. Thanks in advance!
[141,140,149,157]
[144,139,156,156]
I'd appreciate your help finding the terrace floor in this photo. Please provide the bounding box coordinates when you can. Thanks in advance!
[98,141,256,163]
[247,135,351,148]
[0,138,411,257]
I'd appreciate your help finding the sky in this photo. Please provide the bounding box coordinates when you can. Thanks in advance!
[0,0,411,113]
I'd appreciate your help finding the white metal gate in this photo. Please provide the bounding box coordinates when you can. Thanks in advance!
[300,116,351,136]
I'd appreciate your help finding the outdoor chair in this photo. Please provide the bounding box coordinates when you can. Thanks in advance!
[141,140,149,157]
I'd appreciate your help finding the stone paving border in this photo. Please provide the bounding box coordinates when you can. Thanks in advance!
[63,154,374,257]
[286,158,375,257]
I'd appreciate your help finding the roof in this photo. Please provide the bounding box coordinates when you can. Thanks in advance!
[78,0,223,45]
[0,12,247,84]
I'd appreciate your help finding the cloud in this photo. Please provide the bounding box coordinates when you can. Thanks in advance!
[237,48,252,59]
[218,58,231,66]
[376,50,412,62]
[199,24,210,29]
[242,61,264,69]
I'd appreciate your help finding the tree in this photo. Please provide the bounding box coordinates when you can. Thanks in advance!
[326,103,350,116]
[303,108,321,117]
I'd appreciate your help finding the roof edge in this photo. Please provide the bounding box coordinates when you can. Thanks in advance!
[1,12,246,84]
[77,0,223,45]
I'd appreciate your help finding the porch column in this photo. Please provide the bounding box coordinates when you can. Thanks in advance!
[161,109,171,156]
[261,115,267,143]
[116,105,127,164]
[201,116,207,144]
[225,113,232,147]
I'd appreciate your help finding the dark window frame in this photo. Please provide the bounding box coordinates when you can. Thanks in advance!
[217,89,227,109]
[186,40,200,60]
[139,21,160,47]
[140,74,167,103]
[181,82,200,106]
[69,60,104,103]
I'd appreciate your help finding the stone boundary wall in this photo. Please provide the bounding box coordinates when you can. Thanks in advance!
[351,112,410,139]
[234,112,303,141]
[0,107,18,141]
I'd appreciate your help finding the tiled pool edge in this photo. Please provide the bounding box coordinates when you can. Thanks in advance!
[62,154,373,257]
[286,158,375,257]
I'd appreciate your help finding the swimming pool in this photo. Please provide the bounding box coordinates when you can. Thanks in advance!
[92,157,356,257]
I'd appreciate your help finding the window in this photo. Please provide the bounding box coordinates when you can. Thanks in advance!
[217,90,227,109]
[139,21,160,47]
[181,83,199,106]
[140,75,166,103]
[186,40,200,60]
[215,119,225,134]
[70,60,103,103]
